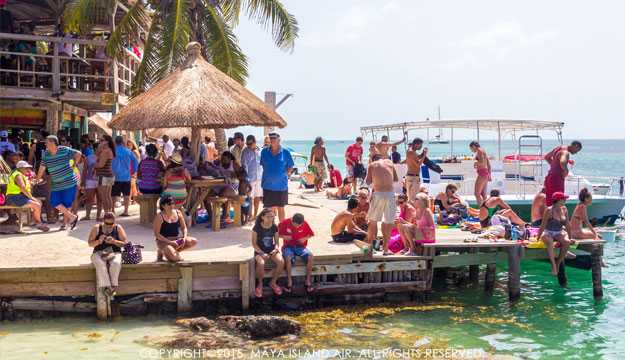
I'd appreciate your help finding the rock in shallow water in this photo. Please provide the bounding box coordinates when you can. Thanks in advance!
[218,315,301,338]
[175,317,214,331]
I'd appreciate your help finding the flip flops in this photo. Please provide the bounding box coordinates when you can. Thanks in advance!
[283,285,292,294]
[254,287,263,298]
[59,224,66,231]
[269,283,282,295]
[120,213,130,217]
[305,284,315,293]
[70,215,79,230]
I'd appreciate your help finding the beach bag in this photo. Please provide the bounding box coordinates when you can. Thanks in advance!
[451,205,469,219]
[0,193,4,206]
[354,162,366,180]
[122,241,144,264]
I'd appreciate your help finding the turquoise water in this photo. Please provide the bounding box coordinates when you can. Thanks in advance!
[0,139,624,359]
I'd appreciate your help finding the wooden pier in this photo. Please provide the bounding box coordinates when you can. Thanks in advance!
[0,234,605,320]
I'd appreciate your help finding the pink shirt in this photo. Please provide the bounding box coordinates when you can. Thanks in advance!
[346,144,363,166]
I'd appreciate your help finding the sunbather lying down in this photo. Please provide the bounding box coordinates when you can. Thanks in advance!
[326,179,352,199]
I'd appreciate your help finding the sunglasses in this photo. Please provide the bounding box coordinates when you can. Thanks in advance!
[359,195,368,199]
[103,221,114,225]
[397,200,405,205]
[246,142,254,146]
[163,202,173,206]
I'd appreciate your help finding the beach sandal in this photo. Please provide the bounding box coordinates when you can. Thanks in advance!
[283,285,292,294]
[471,238,478,243]
[399,249,409,255]
[70,215,79,230]
[59,224,67,231]
[305,284,315,293]
[382,252,393,256]
[46,218,57,224]
[254,287,263,298]
[36,223,50,232]
[404,251,418,256]
[104,288,116,300]
[120,213,130,217]
[269,283,282,295]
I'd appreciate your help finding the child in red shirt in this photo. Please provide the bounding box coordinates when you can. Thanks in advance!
[328,164,342,188]
[279,213,315,293]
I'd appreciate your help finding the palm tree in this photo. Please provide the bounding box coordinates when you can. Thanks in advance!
[63,0,298,152]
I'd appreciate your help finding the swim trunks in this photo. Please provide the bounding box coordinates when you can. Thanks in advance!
[366,191,397,224]
[313,161,326,181]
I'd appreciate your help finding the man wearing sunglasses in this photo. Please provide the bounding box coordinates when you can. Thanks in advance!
[260,132,294,222]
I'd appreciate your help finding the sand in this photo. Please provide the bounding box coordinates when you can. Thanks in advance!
[0,183,362,269]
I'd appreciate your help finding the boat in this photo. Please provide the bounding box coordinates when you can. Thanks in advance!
[430,131,450,144]
[361,119,625,224]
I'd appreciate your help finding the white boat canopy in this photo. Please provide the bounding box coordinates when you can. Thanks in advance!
[360,119,565,161]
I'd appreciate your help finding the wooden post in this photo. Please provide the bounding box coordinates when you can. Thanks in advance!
[52,38,60,93]
[557,261,567,287]
[507,246,521,301]
[240,261,250,310]
[177,266,193,313]
[485,263,496,292]
[469,248,479,283]
[591,244,603,298]
[191,126,202,167]
[95,288,107,319]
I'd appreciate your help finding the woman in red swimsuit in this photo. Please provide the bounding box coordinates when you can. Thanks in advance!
[470,141,492,207]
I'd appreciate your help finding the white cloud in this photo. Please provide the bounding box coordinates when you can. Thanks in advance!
[448,21,559,68]
[300,1,401,48]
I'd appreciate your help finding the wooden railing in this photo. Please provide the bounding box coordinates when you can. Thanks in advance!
[0,33,140,96]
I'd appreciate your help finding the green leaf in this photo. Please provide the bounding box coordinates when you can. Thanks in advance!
[158,0,193,74]
[242,0,299,52]
[200,5,248,85]
[63,0,110,36]
[131,12,164,97]
[106,1,149,60]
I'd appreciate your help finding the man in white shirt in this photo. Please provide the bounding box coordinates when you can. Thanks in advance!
[148,134,175,158]
[0,130,16,155]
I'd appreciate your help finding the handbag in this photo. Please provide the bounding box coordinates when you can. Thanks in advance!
[98,246,116,261]
[122,241,144,264]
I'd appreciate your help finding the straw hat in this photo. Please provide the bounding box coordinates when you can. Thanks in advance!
[169,152,182,165]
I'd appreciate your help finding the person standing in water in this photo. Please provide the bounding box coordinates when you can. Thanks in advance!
[543,141,582,206]
[469,141,491,207]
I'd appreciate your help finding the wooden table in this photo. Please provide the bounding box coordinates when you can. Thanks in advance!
[184,178,226,224]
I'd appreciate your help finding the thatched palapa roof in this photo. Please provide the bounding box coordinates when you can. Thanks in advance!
[88,114,112,139]
[107,42,287,131]
[146,128,216,142]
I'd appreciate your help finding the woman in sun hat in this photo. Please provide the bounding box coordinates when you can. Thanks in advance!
[162,152,191,208]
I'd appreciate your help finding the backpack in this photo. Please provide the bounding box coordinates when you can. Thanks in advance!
[451,205,469,219]
[354,162,366,180]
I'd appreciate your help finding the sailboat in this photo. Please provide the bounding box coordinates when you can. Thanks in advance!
[430,129,449,144]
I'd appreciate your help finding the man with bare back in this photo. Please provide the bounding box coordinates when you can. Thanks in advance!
[310,137,329,192]
[403,137,427,202]
[331,198,368,243]
[375,135,406,159]
[365,154,398,255]
[543,141,582,206]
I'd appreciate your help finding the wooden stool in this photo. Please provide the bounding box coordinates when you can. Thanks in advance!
[228,195,249,227]
[134,194,160,226]
[206,197,227,231]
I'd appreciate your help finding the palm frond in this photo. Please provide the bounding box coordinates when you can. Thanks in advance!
[63,0,110,36]
[243,0,298,52]
[200,5,248,85]
[131,13,163,97]
[220,0,242,26]
[157,0,193,75]
[106,1,149,60]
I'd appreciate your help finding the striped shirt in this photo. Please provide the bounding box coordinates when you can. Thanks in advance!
[163,167,188,206]
[138,158,161,190]
[41,146,80,191]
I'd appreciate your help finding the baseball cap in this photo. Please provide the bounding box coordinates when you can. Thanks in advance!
[16,161,32,169]
[268,132,280,139]
[551,192,569,202]
[0,130,8,137]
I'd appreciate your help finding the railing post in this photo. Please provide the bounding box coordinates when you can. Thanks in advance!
[52,39,60,93]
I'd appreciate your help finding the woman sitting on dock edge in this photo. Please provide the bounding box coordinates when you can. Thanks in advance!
[536,192,575,275]
[252,208,284,297]
[571,188,608,268]
[88,212,126,299]
[153,195,198,262]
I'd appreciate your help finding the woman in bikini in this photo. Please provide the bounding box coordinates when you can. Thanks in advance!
[571,188,608,268]
[326,177,352,199]
[479,188,527,228]
[537,192,574,275]
[469,141,491,208]
[153,195,198,262]
[398,193,436,256]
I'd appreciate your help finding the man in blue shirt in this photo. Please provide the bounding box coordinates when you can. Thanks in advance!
[241,135,263,220]
[260,132,294,222]
[112,136,138,216]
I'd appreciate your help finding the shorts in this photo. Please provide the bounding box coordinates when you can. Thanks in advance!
[97,176,115,186]
[263,189,288,208]
[5,193,34,207]
[346,165,355,177]
[332,231,367,243]
[111,181,131,196]
[139,187,163,194]
[86,179,98,189]
[50,186,77,208]
[313,161,326,181]
[405,174,421,201]
[530,219,542,228]
[543,229,562,238]
[366,191,397,224]
[282,245,313,265]
[249,181,262,198]
[545,173,565,206]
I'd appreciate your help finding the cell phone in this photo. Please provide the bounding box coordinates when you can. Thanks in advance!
[176,238,184,245]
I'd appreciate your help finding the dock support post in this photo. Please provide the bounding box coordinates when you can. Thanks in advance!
[507,246,521,301]
[469,248,479,283]
[96,288,108,319]
[557,261,567,287]
[485,264,496,292]
[177,267,193,313]
[240,260,251,311]
[591,244,603,298]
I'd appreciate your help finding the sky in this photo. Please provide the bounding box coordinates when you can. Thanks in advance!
[226,0,625,141]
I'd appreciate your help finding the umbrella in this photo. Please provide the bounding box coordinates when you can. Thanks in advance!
[107,42,286,163]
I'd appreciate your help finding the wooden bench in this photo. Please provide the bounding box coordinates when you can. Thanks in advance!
[205,197,228,231]
[134,194,161,226]
[0,206,31,233]
[227,195,249,227]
